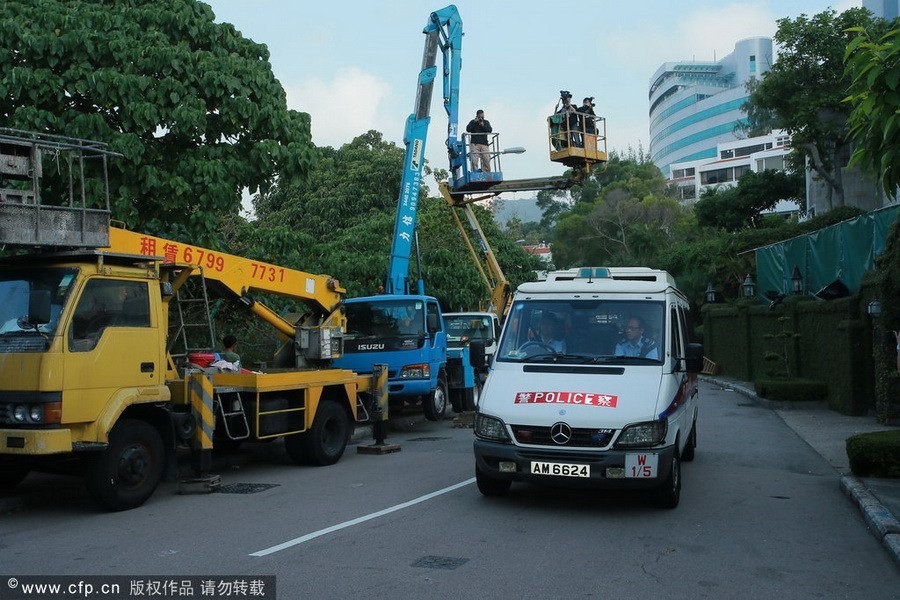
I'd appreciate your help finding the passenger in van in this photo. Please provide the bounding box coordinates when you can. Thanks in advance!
[614,317,659,359]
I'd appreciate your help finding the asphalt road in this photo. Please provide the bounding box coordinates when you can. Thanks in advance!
[2,381,898,599]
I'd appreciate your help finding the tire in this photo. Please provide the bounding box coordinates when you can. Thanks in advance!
[681,422,696,462]
[284,401,350,466]
[463,380,482,412]
[422,373,448,422]
[0,458,30,491]
[85,419,165,511]
[449,388,465,414]
[652,454,681,509]
[476,465,511,497]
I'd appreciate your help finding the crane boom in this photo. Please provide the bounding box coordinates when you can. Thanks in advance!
[386,5,462,295]
[106,227,346,339]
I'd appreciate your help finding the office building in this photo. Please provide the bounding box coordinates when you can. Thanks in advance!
[649,38,773,178]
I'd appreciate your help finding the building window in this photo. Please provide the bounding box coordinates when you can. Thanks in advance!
[685,167,695,176]
[701,167,732,185]
[734,165,751,179]
[720,149,734,159]
[680,186,697,200]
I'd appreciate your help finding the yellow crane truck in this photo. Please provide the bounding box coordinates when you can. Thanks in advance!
[0,129,384,510]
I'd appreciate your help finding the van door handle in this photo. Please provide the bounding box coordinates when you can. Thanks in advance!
[140,362,155,373]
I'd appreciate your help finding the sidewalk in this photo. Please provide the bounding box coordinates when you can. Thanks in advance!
[703,375,900,567]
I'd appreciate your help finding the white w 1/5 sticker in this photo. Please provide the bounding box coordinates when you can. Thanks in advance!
[625,453,658,478]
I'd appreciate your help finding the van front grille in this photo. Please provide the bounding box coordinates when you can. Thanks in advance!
[511,425,614,448]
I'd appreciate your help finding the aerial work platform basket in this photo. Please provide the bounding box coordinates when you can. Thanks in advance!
[0,128,118,249]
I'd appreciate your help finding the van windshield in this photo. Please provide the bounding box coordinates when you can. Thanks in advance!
[496,299,665,364]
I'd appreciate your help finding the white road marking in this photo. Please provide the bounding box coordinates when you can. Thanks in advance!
[249,477,476,557]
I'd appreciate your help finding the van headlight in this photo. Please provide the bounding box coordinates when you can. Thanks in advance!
[475,414,511,443]
[614,419,667,448]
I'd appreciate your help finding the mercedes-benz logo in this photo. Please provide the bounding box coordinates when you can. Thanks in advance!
[550,422,572,445]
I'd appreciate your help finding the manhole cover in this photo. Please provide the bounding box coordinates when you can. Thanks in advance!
[411,555,469,570]
[217,483,280,495]
[408,436,451,442]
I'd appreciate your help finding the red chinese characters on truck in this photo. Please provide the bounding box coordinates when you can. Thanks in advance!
[514,391,618,407]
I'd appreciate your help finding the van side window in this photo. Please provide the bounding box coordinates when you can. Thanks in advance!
[670,307,683,360]
[69,279,150,352]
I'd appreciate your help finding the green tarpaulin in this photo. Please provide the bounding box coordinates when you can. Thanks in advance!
[755,204,899,299]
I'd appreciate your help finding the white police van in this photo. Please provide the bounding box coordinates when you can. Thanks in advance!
[473,267,702,508]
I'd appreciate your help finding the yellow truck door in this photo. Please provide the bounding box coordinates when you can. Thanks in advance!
[62,278,163,425]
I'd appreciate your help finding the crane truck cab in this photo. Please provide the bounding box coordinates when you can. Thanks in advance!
[336,295,479,420]
[473,267,703,508]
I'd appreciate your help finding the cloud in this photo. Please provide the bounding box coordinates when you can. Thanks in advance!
[285,68,393,148]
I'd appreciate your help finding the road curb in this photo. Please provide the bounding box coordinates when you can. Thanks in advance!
[698,375,827,411]
[841,476,900,566]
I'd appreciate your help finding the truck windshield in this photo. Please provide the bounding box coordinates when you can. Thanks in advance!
[445,314,494,348]
[344,299,426,352]
[0,268,77,346]
[497,299,665,364]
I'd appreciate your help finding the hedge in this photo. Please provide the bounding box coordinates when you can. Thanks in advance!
[846,430,900,478]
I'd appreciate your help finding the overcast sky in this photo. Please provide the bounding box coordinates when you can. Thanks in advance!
[204,0,859,200]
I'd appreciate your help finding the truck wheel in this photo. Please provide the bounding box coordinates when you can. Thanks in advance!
[681,422,696,462]
[284,401,350,466]
[85,419,165,511]
[652,455,681,509]
[449,388,465,414]
[0,458,30,491]
[463,380,482,412]
[422,373,448,421]
[476,465,511,497]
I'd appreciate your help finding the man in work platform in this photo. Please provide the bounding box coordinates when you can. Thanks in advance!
[466,109,492,172]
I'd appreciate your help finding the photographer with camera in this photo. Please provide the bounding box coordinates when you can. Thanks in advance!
[577,97,597,135]
[465,109,493,173]
[554,91,580,148]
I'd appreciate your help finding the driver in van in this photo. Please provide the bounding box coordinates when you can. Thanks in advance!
[527,313,566,353]
[615,316,659,359]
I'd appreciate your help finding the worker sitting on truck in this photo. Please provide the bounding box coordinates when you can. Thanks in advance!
[211,334,241,372]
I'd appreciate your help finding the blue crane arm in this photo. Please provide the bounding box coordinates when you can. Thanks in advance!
[386,5,463,295]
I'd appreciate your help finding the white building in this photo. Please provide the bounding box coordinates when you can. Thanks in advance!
[668,130,799,215]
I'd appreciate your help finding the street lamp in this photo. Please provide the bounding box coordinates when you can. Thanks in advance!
[742,274,755,299]
[705,283,716,303]
[867,300,882,317]
[791,266,803,295]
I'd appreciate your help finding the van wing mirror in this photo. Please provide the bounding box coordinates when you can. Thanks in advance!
[28,289,52,326]
[680,342,704,373]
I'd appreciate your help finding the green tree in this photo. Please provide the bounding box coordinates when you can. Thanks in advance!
[0,0,315,243]
[747,8,879,209]
[250,131,539,309]
[844,24,900,196]
[694,170,804,231]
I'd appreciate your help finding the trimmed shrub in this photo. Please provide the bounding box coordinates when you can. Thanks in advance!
[846,430,900,478]
[754,378,828,401]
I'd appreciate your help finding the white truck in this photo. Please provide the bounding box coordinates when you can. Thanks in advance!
[473,267,703,508]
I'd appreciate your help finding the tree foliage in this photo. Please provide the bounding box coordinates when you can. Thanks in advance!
[844,23,900,196]
[747,8,879,209]
[249,131,540,310]
[0,0,315,243]
[694,170,805,231]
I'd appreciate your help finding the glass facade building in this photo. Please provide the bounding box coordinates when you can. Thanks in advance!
[648,38,773,178]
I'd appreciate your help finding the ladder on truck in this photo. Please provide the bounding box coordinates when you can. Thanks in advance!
[167,271,218,364]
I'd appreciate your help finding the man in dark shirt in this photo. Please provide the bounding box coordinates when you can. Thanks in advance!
[465,109,492,172]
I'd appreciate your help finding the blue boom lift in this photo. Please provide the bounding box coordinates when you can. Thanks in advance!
[334,6,480,421]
